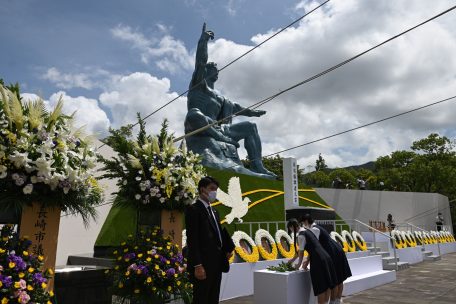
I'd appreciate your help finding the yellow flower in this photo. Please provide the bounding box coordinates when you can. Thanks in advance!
[117,256,122,261]
[22,251,29,256]
[146,257,152,262]
[18,273,25,278]
[121,242,126,246]
[137,253,143,258]
[166,246,170,250]
[47,268,54,275]
[152,287,157,291]
[9,262,15,268]
[0,248,5,254]
[118,282,124,289]
[136,269,142,275]
[123,248,129,253]
[38,256,44,262]
[146,277,152,283]
[14,282,21,289]
[124,258,130,262]
[146,238,151,242]
[177,281,181,286]
[114,266,119,270]
[161,271,166,277]
[47,302,52,304]
[42,282,47,289]
[0,282,2,288]
[167,286,172,292]
[134,246,138,250]
[28,268,35,273]
[104,270,110,274]
[49,291,54,297]
[113,250,118,255]
[1,297,8,304]
[134,289,140,294]
[166,184,173,198]
[27,285,33,291]
[154,265,159,270]
[125,271,130,277]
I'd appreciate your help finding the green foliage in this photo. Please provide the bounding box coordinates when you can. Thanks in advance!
[315,153,328,171]
[267,261,295,272]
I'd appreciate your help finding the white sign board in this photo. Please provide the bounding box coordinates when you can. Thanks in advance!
[283,157,299,209]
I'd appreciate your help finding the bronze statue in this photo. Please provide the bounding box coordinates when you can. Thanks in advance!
[184,23,276,179]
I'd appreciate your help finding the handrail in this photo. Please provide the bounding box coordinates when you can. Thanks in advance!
[405,222,427,232]
[352,219,395,240]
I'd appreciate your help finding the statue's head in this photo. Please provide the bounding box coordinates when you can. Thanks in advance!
[205,62,218,83]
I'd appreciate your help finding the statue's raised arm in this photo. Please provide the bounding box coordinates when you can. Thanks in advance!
[190,23,214,89]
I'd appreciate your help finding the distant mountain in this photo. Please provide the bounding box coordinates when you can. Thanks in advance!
[342,161,376,171]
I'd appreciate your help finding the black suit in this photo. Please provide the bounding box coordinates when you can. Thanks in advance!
[185,199,235,304]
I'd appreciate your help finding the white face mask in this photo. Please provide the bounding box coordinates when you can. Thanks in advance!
[208,190,218,202]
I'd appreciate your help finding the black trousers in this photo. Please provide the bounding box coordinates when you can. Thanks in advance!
[192,268,222,304]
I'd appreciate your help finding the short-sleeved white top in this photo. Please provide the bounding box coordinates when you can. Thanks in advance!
[297,225,321,251]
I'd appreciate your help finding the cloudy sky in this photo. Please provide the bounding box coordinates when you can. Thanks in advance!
[2,0,456,170]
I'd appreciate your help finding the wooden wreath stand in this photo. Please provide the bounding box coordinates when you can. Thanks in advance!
[19,202,61,290]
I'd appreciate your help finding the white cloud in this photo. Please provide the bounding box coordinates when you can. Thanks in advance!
[204,0,456,167]
[42,67,95,90]
[111,24,194,74]
[20,92,110,137]
[41,67,118,90]
[99,72,186,136]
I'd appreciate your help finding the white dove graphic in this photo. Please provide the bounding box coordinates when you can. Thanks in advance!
[217,177,251,224]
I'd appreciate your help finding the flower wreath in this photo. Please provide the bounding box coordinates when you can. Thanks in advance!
[422,232,432,245]
[341,230,356,252]
[232,231,259,263]
[414,231,424,245]
[274,230,295,258]
[391,230,404,249]
[351,231,367,251]
[428,232,438,244]
[330,231,349,253]
[402,231,416,247]
[445,231,455,242]
[254,229,278,261]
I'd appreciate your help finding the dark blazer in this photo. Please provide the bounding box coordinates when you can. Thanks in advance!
[185,199,235,275]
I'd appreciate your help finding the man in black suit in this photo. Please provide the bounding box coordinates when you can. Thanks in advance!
[185,176,235,304]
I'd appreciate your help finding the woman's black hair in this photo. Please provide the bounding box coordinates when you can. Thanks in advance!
[287,218,299,249]
[300,214,314,225]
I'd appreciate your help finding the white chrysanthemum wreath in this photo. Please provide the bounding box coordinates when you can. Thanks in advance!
[232,231,259,263]
[274,229,295,258]
[351,231,367,251]
[341,230,356,252]
[254,229,278,260]
[330,231,348,253]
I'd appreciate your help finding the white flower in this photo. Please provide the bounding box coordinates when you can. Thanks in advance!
[135,194,141,200]
[0,150,5,158]
[0,165,7,179]
[23,184,33,195]
[8,151,29,168]
[122,180,127,186]
[34,156,54,178]
[15,177,25,186]
[159,197,165,203]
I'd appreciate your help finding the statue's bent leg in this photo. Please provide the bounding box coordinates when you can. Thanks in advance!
[226,122,277,178]
[185,108,231,144]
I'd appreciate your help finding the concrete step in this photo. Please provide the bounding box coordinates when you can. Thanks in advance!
[383,261,409,271]
[376,251,390,258]
[382,256,398,267]
[424,255,441,261]
[367,246,381,253]
[422,251,433,257]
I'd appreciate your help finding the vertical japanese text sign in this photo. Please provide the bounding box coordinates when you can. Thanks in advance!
[283,157,299,210]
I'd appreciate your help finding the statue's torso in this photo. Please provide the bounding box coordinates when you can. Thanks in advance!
[187,85,223,120]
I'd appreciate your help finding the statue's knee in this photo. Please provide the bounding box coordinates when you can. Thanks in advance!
[246,122,258,133]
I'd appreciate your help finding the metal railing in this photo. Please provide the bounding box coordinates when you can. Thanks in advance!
[315,219,399,271]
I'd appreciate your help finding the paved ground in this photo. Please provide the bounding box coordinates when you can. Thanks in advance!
[222,253,456,304]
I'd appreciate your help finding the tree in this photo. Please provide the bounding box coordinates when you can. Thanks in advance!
[315,153,328,171]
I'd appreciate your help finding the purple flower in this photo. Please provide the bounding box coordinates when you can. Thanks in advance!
[124,253,136,260]
[8,255,26,271]
[32,273,47,285]
[165,268,176,277]
[0,275,13,288]
[137,265,149,275]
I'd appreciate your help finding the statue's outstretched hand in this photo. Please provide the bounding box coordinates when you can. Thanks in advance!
[252,109,266,117]
[202,22,214,41]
